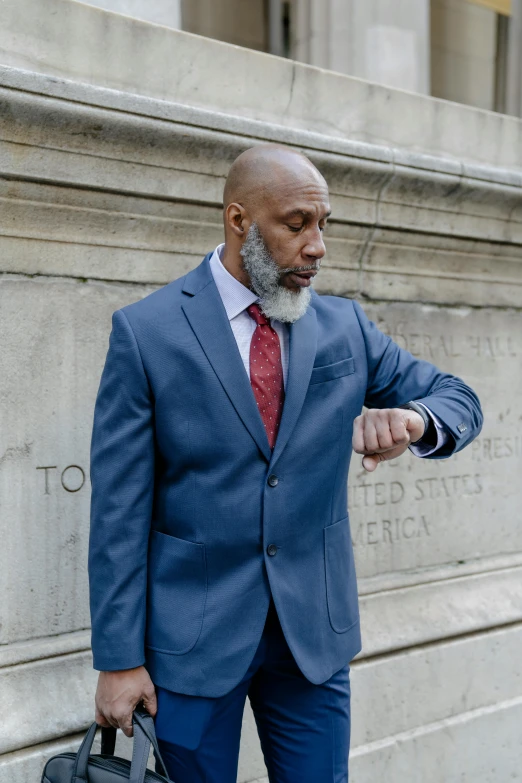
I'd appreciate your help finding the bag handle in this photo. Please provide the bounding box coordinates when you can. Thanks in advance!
[71,722,100,783]
[101,725,117,755]
[71,707,171,783]
[130,707,172,783]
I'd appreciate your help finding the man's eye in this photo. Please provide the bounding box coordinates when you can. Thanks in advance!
[287,225,302,232]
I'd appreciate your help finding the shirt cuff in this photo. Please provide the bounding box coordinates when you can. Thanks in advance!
[408,403,449,457]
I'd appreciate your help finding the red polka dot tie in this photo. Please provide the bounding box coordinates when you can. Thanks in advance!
[246,303,285,450]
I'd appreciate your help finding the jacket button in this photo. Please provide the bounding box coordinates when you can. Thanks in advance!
[267,474,279,487]
[267,544,278,556]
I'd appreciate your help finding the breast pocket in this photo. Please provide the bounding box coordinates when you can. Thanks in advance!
[146,530,207,655]
[309,357,355,385]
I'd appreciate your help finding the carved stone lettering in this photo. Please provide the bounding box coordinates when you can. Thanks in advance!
[413,474,482,501]
[61,465,86,493]
[352,515,431,546]
[376,320,519,360]
[350,480,405,508]
[471,435,522,461]
[349,304,522,579]
[36,465,57,495]
[37,464,87,494]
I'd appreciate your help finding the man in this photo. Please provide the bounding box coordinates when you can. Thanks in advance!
[88,144,482,782]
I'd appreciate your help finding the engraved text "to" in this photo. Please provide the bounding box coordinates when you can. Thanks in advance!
[37,465,86,494]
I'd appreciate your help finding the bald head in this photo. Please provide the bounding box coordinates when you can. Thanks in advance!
[223,144,326,211]
[220,144,330,304]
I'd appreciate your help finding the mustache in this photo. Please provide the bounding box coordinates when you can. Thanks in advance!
[280,263,321,275]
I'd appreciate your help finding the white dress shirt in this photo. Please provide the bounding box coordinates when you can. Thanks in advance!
[209,243,290,389]
[208,244,447,456]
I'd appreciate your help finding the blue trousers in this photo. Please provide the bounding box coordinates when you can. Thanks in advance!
[153,597,351,782]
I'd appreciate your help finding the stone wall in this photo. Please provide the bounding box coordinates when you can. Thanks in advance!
[431,0,498,110]
[78,0,181,29]
[293,0,431,94]
[1,2,522,781]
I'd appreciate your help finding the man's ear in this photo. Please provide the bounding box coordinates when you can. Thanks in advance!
[225,203,249,238]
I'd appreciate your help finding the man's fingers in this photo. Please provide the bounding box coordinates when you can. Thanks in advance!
[353,409,413,456]
[354,408,419,471]
[142,687,158,718]
[94,667,157,738]
[361,454,380,472]
[363,413,379,454]
[388,409,410,445]
[120,721,134,738]
[374,411,395,451]
[96,709,131,733]
[95,709,111,728]
[361,443,409,471]
[352,415,365,454]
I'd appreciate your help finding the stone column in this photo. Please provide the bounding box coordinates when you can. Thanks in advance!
[269,0,284,55]
[506,0,522,115]
[293,0,430,94]
[431,0,498,111]
[78,0,181,28]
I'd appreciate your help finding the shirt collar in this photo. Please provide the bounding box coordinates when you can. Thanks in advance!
[209,243,259,321]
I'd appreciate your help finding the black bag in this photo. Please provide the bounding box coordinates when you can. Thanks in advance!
[41,707,172,783]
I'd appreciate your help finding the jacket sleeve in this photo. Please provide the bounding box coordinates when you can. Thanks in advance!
[88,308,155,670]
[353,300,483,458]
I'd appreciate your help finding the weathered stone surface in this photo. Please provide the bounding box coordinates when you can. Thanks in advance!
[431,0,498,111]
[81,0,181,29]
[0,277,153,644]
[359,566,522,656]
[0,651,96,754]
[294,0,430,94]
[2,0,522,170]
[0,734,95,783]
[350,698,522,782]
[237,623,522,781]
[0,8,521,782]
[0,72,521,310]
[350,623,522,748]
[351,303,522,580]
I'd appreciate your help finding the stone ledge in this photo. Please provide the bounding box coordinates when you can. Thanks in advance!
[1,65,522,191]
[0,651,97,755]
[1,0,522,170]
[1,73,521,307]
[0,630,91,669]
[0,732,90,783]
[358,565,522,659]
[350,623,522,747]
[357,550,522,596]
[349,697,522,782]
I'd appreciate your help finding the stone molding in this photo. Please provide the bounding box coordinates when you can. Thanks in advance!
[1,44,521,781]
[1,66,521,309]
[1,0,522,170]
[0,630,91,669]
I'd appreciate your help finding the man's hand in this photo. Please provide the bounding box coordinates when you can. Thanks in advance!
[95,665,157,737]
[353,408,425,472]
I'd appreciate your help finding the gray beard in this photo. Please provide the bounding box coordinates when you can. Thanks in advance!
[239,223,317,324]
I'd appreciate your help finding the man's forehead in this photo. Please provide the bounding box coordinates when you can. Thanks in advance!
[282,205,332,219]
[263,174,330,213]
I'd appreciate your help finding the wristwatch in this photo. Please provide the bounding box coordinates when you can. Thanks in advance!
[398,401,429,443]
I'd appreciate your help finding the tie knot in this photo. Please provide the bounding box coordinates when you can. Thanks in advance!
[247,303,270,327]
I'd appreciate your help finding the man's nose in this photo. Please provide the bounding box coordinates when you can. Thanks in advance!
[304,228,326,261]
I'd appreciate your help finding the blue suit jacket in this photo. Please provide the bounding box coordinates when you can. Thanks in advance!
[88,252,483,696]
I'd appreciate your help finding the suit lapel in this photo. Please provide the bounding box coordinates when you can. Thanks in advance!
[181,253,318,466]
[181,254,272,462]
[270,306,318,468]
